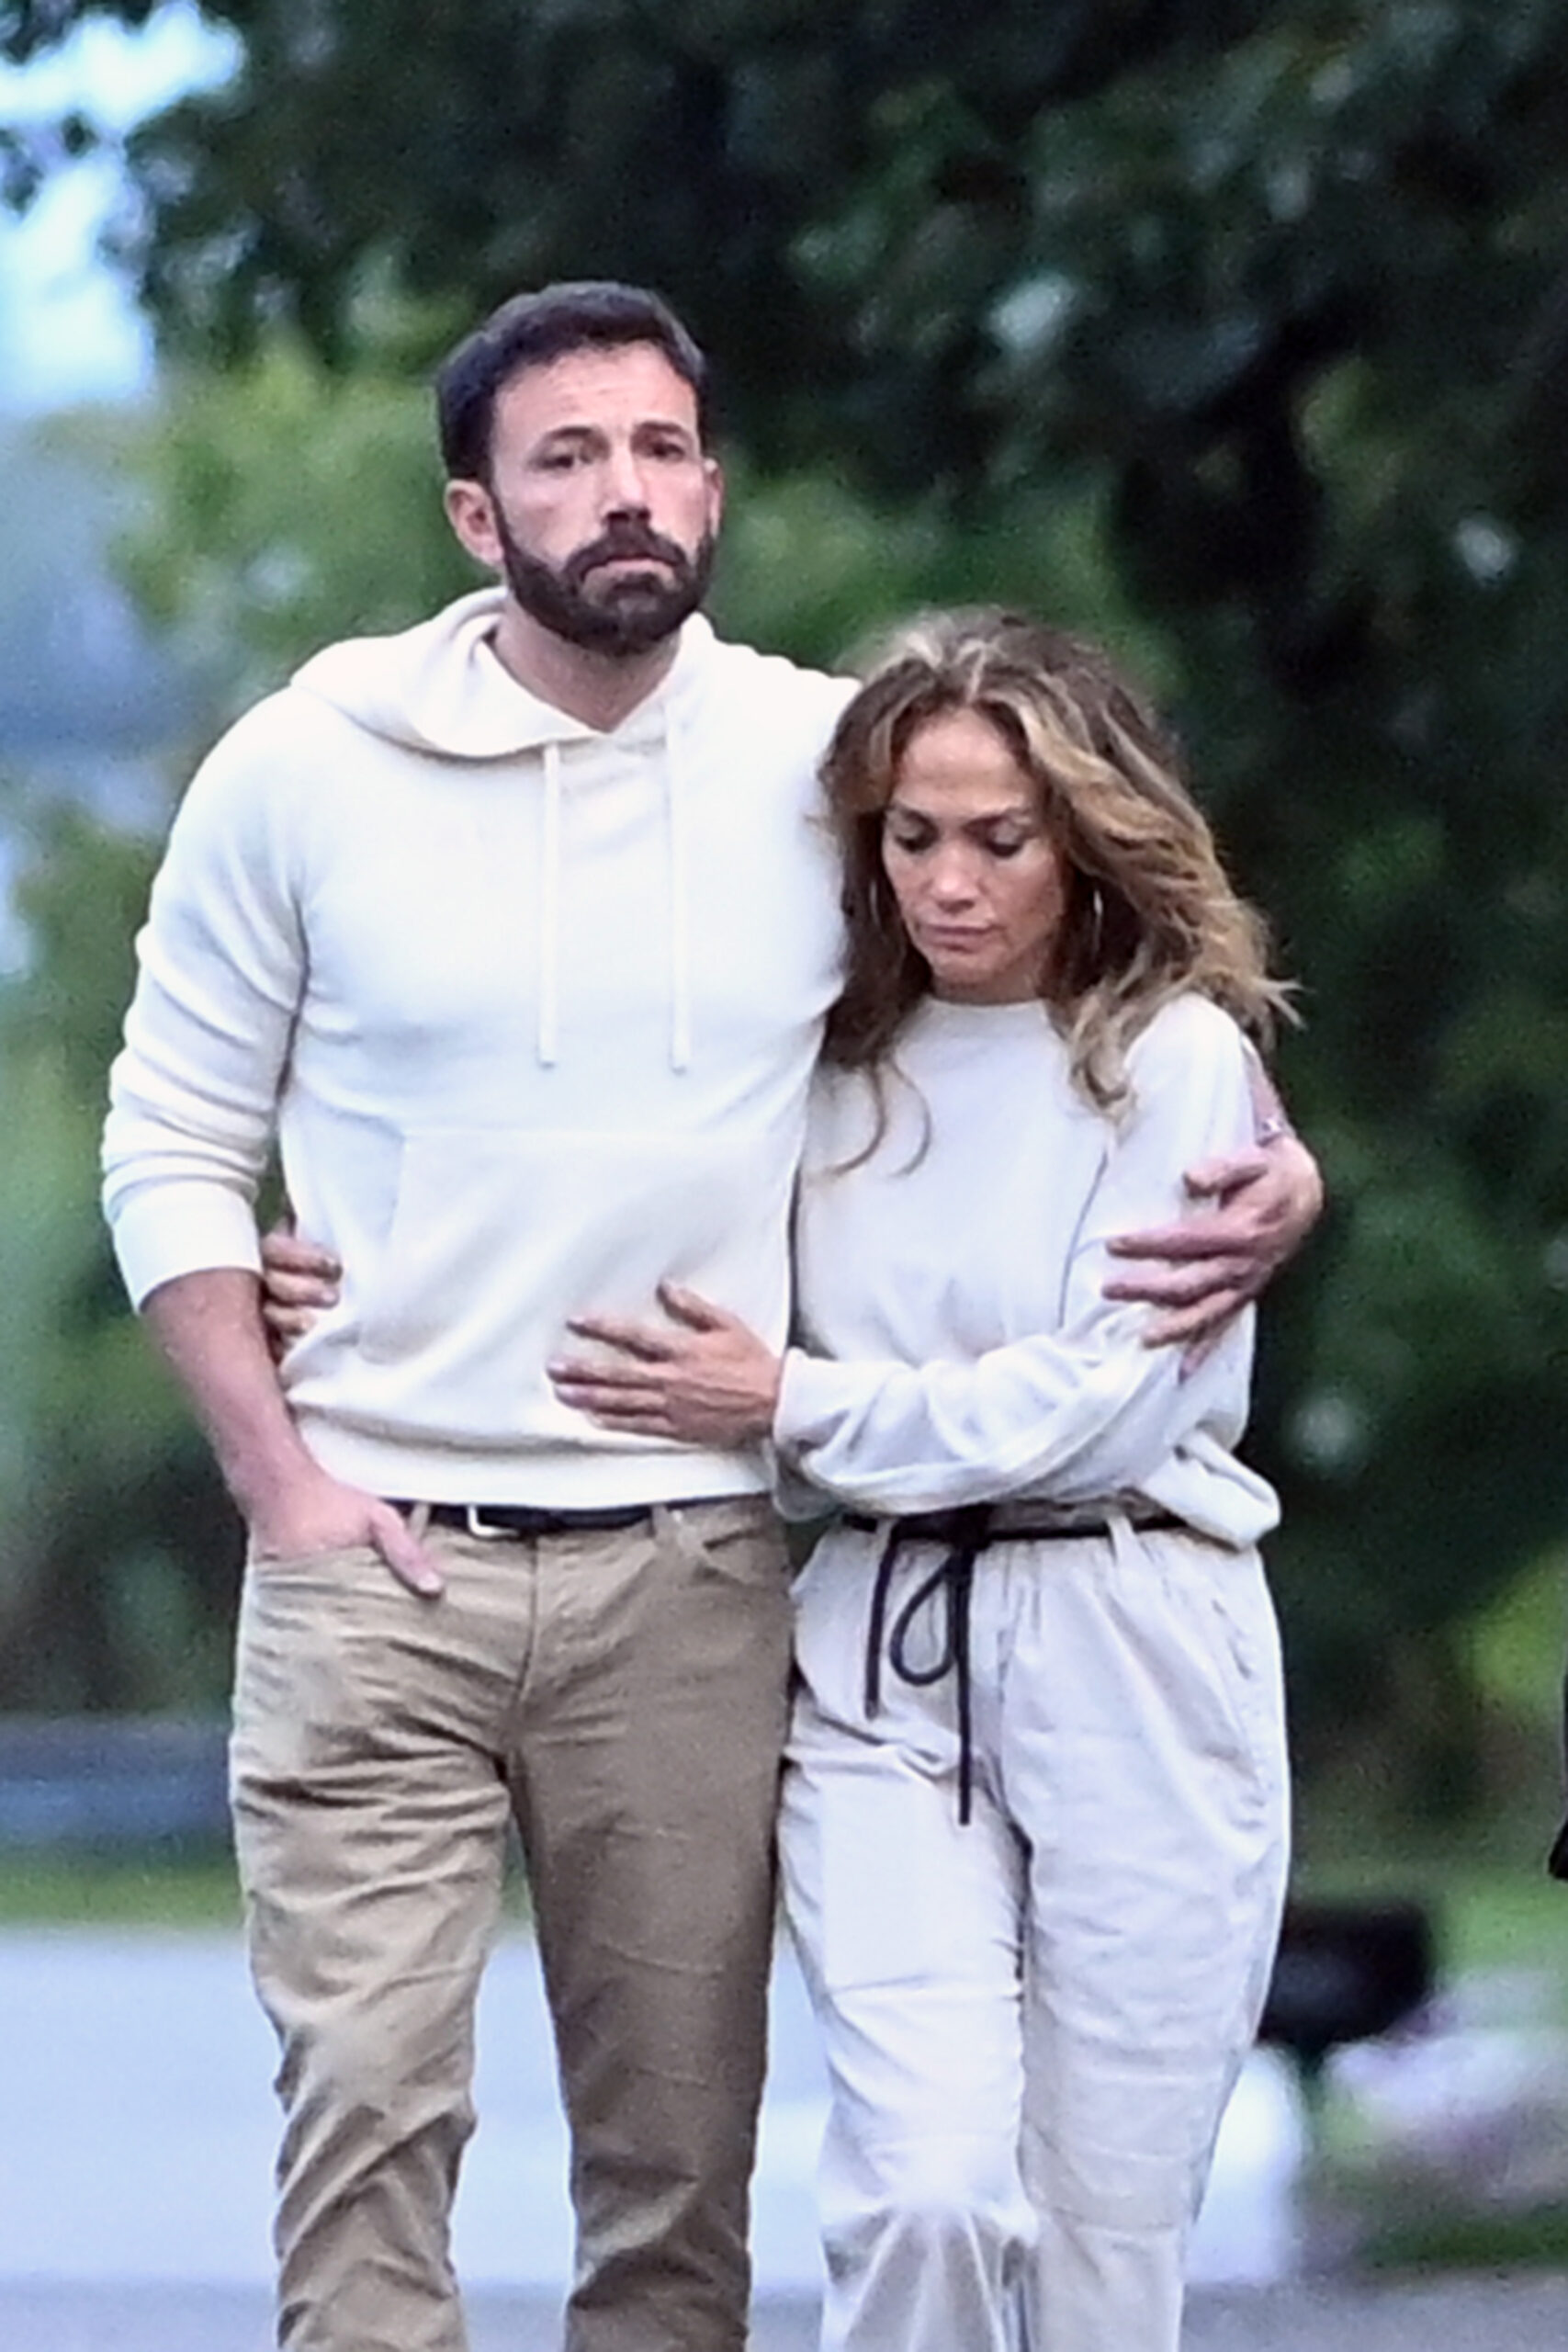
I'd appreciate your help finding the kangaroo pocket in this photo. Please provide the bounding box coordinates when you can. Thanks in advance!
[339,1124,794,1450]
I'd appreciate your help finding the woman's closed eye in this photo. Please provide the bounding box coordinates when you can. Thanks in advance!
[884,819,935,856]
[885,820,1035,860]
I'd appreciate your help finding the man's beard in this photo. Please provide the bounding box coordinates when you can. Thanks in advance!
[495,509,716,657]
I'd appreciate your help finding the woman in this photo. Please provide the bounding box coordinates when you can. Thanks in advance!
[547,610,1294,2352]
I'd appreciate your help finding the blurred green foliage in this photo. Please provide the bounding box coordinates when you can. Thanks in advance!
[117,345,477,718]
[0,797,238,1710]
[3,0,1568,1822]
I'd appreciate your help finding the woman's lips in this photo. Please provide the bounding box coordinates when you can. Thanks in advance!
[918,926,996,952]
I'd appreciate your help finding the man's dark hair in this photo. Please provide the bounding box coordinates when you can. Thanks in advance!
[435,281,712,481]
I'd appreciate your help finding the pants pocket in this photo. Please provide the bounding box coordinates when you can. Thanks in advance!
[660,1494,789,1589]
[1144,1538,1284,1792]
[231,1544,401,1787]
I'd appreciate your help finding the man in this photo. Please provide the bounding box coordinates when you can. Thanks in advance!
[103,281,1319,2352]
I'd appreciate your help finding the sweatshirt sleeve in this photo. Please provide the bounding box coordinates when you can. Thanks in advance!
[102,708,306,1307]
[773,996,1257,1513]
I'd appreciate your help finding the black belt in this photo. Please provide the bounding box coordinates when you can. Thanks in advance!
[847,1505,1184,1826]
[404,1501,660,1539]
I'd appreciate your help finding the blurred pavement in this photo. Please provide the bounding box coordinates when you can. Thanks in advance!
[0,1926,1299,2295]
[0,1927,1562,2350]
[4,2274,1567,2351]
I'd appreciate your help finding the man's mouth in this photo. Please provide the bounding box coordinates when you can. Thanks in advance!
[576,537,683,582]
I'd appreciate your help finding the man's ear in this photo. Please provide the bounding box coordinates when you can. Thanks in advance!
[444,477,503,572]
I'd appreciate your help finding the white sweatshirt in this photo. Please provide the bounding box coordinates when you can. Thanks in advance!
[104,588,851,1505]
[775,991,1280,1544]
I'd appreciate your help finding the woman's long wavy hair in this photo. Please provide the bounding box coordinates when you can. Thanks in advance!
[820,609,1293,1118]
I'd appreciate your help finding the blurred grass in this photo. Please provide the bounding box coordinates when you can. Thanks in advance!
[0,1842,533,1928]
[3,1840,1563,1980]
[0,1848,242,1927]
[1359,2203,1568,2274]
[1294,1853,1568,2005]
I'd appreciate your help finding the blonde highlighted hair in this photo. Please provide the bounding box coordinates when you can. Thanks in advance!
[821,608,1292,1110]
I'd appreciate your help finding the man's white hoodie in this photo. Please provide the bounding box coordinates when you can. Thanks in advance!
[103,588,851,1506]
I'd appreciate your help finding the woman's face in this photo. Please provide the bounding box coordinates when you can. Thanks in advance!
[881,707,1070,1004]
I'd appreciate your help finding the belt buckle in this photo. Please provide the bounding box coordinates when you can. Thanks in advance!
[465,1505,521,1542]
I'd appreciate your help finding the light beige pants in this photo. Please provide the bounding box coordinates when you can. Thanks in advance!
[230,1497,793,2352]
[780,1517,1291,2352]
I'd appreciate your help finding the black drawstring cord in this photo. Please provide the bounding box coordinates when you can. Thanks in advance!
[861,1503,995,1826]
[855,1502,1187,1828]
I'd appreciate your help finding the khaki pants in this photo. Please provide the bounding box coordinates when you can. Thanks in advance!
[781,1517,1290,2352]
[230,1497,793,2352]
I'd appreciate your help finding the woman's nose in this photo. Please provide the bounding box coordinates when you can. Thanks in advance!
[927,846,980,904]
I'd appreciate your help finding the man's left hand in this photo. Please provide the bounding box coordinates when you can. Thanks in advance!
[1105,1131,1324,1363]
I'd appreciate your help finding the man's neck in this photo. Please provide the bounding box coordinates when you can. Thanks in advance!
[486,603,682,734]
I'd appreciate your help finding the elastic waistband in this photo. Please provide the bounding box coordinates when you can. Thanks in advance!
[842,1506,1184,1544]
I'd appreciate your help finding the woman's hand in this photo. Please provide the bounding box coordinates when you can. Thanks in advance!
[258,1227,342,1359]
[548,1283,783,1445]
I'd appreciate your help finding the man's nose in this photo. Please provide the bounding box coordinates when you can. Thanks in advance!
[601,443,652,514]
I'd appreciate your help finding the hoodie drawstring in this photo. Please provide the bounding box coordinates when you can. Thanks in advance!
[536,741,561,1068]
[664,712,692,1073]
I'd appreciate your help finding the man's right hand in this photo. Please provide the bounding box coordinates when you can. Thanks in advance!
[248,1461,444,1599]
[138,1263,441,1599]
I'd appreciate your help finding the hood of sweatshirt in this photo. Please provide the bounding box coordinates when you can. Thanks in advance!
[289,583,713,759]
